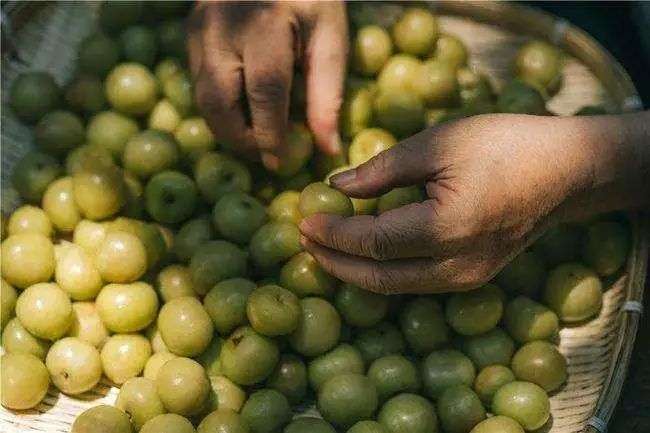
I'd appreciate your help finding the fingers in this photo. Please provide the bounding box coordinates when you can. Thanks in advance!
[303,2,347,155]
[301,237,448,294]
[330,128,441,198]
[242,11,296,171]
[299,200,443,260]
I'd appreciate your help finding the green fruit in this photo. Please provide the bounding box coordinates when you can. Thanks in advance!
[196,337,223,376]
[97,282,158,333]
[416,60,458,107]
[10,71,61,124]
[533,223,584,266]
[157,19,187,59]
[353,25,393,76]
[11,151,62,203]
[73,163,127,220]
[158,296,214,357]
[336,284,389,328]
[1,233,55,289]
[77,33,121,78]
[71,405,133,433]
[461,328,515,370]
[207,375,247,413]
[34,110,85,155]
[266,354,308,404]
[67,302,109,349]
[2,317,51,359]
[299,182,354,218]
[289,297,341,357]
[115,377,166,430]
[421,350,475,400]
[354,321,406,364]
[1,280,17,330]
[514,41,562,92]
[123,130,179,178]
[197,409,249,433]
[342,86,375,140]
[203,278,256,334]
[431,34,467,70]
[348,421,389,433]
[496,251,546,297]
[189,240,248,295]
[194,152,252,204]
[446,284,503,336]
[0,353,50,410]
[400,297,449,354]
[220,326,280,386]
[145,171,197,224]
[101,334,151,385]
[378,393,439,433]
[42,177,82,232]
[437,386,486,433]
[213,192,268,244]
[246,285,301,336]
[348,128,396,166]
[174,117,216,159]
[284,418,336,433]
[16,282,72,341]
[163,70,193,115]
[99,1,143,34]
[308,343,365,391]
[318,373,378,428]
[373,89,425,138]
[504,296,559,343]
[582,221,629,276]
[174,216,214,263]
[469,416,524,433]
[377,55,423,94]
[457,68,494,106]
[156,357,210,416]
[276,123,314,178]
[241,389,292,433]
[392,8,438,56]
[368,355,420,401]
[106,63,159,116]
[250,222,302,271]
[473,365,515,405]
[492,381,550,431]
[496,80,546,115]
[120,25,158,67]
[280,251,337,298]
[64,75,108,115]
[141,414,196,433]
[511,340,567,392]
[156,264,197,302]
[377,186,424,213]
[544,263,603,322]
[87,111,140,159]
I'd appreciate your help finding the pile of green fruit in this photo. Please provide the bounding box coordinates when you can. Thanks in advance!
[1,2,628,433]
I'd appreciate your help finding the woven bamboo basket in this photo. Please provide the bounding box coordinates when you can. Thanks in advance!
[0,1,647,433]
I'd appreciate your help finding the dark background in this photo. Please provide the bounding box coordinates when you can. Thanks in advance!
[528,3,649,430]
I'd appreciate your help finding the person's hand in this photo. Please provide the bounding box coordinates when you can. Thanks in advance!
[188,1,347,170]
[299,112,650,294]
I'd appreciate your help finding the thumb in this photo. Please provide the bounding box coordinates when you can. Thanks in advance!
[330,128,439,198]
[303,3,347,156]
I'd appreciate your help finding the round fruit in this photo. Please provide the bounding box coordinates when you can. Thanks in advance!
[203,278,256,334]
[156,357,210,416]
[1,353,50,410]
[45,337,102,395]
[95,231,148,283]
[492,381,550,431]
[78,33,121,77]
[400,297,449,354]
[241,389,292,433]
[496,80,546,115]
[2,233,55,288]
[280,251,337,298]
[285,418,336,433]
[373,89,425,138]
[299,182,354,218]
[349,128,397,166]
[120,25,158,67]
[1,279,17,330]
[16,282,72,340]
[416,60,458,107]
[436,386,486,433]
[377,55,423,94]
[249,221,302,270]
[266,354,308,404]
[336,284,389,328]
[67,302,109,349]
[143,352,177,381]
[504,296,560,343]
[496,251,546,297]
[145,170,198,224]
[174,117,216,159]
[141,414,196,433]
[55,243,103,300]
[515,40,562,92]
[105,63,159,116]
[469,416,523,433]
[267,191,302,225]
[197,409,248,433]
[220,326,280,385]
[276,123,314,178]
[377,186,424,214]
[308,344,365,391]
[148,98,181,132]
[42,177,82,232]
[87,111,140,159]
[341,86,375,139]
[392,8,438,56]
[461,328,515,369]
[123,130,179,178]
[534,223,584,266]
[72,163,127,220]
[162,70,193,116]
[353,25,393,76]
[190,240,248,295]
[174,216,214,263]
[194,152,252,204]
[368,355,420,401]
[96,282,158,333]
[318,373,378,428]
[378,393,438,433]
[101,334,152,384]
[156,264,196,302]
[544,263,603,322]
[432,34,467,70]
[247,285,301,336]
[289,297,341,357]
[511,340,567,392]
[11,151,62,203]
[7,205,52,237]
[2,318,50,359]
[354,321,406,364]
[117,377,166,430]
[582,221,629,276]
[207,375,247,413]
[213,192,268,244]
[10,71,61,123]
[158,296,214,357]
[445,284,503,336]
[473,365,515,405]
[158,19,187,58]
[65,74,107,115]
[71,405,133,433]
[421,350,475,400]
[34,110,85,155]
[348,421,389,433]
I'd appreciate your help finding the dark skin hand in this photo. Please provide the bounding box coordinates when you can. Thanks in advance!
[300,112,650,294]
[188,1,347,170]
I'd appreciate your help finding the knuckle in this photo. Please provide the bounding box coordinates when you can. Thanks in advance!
[366,220,398,261]
[248,72,289,107]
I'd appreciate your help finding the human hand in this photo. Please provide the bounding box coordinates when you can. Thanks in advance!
[188,1,347,170]
[299,112,650,294]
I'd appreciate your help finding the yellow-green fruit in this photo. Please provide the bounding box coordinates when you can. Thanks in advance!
[1,233,55,288]
[377,55,423,94]
[174,117,217,159]
[514,40,562,92]
[445,284,504,336]
[1,353,50,410]
[67,302,109,349]
[492,381,550,431]
[42,177,82,232]
[105,63,159,116]
[299,182,354,218]
[581,221,629,276]
[116,377,166,430]
[469,416,524,433]
[95,231,148,283]
[207,375,247,413]
[156,357,210,416]
[268,191,302,225]
[374,90,425,138]
[2,317,51,359]
[544,263,603,323]
[341,86,374,140]
[73,220,107,256]
[511,340,567,392]
[55,243,103,300]
[431,34,468,70]
[71,405,134,433]
[276,123,314,178]
[392,8,438,56]
[45,337,102,395]
[416,60,458,108]
[348,128,396,166]
[16,282,72,341]
[7,205,53,237]
[1,279,17,330]
[143,352,177,381]
[72,164,127,220]
[353,25,393,76]
[101,334,152,385]
[473,365,515,405]
[148,99,181,133]
[96,282,159,333]
[86,111,139,159]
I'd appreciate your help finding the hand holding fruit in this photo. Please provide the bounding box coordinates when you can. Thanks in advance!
[300,112,650,294]
[188,1,347,170]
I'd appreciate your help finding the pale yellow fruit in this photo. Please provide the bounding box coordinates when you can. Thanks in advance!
[55,243,103,300]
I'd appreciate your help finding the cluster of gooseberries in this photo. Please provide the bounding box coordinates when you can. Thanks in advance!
[1,2,627,433]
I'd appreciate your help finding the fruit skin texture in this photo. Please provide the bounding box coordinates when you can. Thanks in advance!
[348,420,389,433]
[514,40,562,92]
[266,354,308,405]
[116,377,166,430]
[1,279,18,330]
[197,409,249,433]
[246,285,301,336]
[492,381,550,431]
[469,416,524,433]
[367,355,421,402]
[141,413,196,433]
[504,296,559,343]
[2,317,51,359]
[299,182,354,218]
[308,344,365,391]
[280,251,337,298]
[2,233,55,288]
[289,297,342,357]
[7,205,53,237]
[353,25,393,76]
[212,192,268,245]
[544,263,603,322]
[105,63,159,116]
[1,353,50,410]
[378,393,439,433]
[241,389,292,433]
[473,365,515,405]
[67,302,108,349]
[86,111,140,159]
[392,8,438,57]
[45,337,102,395]
[348,127,396,166]
[249,221,302,271]
[581,221,629,276]
[436,385,486,433]
[96,282,159,333]
[318,373,379,428]
[400,297,449,355]
[461,327,515,370]
[496,251,546,297]
[421,350,476,400]
[445,284,503,336]
[190,240,249,295]
[158,296,214,357]
[203,278,256,335]
[34,110,85,156]
[336,284,389,328]
[72,163,127,220]
[220,326,280,386]
[10,71,61,124]
[156,357,210,416]
[145,170,198,225]
[71,405,134,433]
[95,231,148,283]
[16,282,72,341]
[511,340,567,392]
[42,177,82,233]
[101,334,152,385]
[12,151,62,204]
[55,243,103,301]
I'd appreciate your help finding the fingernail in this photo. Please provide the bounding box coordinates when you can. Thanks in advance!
[330,168,357,188]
